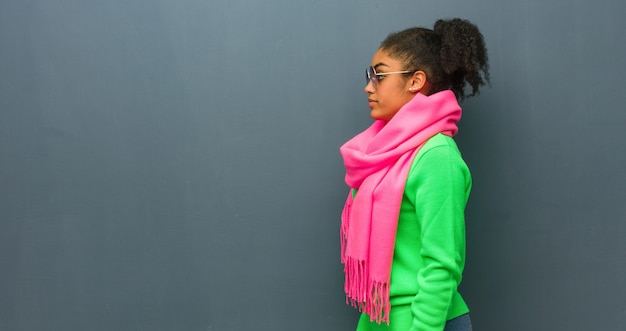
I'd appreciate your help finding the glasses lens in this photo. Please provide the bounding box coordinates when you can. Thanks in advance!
[366,66,376,88]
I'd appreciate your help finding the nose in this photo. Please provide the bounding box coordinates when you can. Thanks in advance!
[364,80,375,94]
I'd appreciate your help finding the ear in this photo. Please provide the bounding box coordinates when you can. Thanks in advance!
[408,70,428,93]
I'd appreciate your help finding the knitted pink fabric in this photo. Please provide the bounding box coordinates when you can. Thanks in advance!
[339,90,461,324]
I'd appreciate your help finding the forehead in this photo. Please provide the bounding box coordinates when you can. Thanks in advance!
[371,48,403,69]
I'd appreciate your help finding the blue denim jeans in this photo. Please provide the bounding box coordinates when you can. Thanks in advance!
[444,314,472,331]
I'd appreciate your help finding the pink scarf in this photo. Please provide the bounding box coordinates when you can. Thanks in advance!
[339,90,461,324]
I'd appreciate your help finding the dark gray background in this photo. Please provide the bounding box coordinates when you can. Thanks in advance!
[1,1,625,330]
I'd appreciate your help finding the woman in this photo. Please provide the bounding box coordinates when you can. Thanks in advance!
[339,18,489,331]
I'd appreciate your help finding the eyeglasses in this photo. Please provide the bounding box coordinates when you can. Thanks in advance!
[366,66,417,88]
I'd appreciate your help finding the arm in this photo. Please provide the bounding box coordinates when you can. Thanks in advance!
[408,142,471,331]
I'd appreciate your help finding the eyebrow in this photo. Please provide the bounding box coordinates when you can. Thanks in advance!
[373,63,390,70]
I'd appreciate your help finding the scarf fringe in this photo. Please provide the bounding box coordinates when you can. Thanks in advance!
[340,196,352,264]
[341,195,390,325]
[342,256,391,325]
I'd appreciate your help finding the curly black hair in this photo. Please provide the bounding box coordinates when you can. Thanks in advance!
[380,18,490,100]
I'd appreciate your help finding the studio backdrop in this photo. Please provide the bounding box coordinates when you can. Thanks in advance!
[1,1,625,330]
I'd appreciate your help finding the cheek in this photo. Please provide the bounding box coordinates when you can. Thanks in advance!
[371,96,403,120]
[380,89,406,111]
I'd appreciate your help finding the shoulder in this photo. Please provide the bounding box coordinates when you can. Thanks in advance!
[412,133,464,170]
[404,133,471,203]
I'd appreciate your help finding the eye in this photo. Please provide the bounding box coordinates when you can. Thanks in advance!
[376,74,385,81]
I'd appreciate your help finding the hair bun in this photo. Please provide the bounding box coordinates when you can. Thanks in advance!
[433,18,490,99]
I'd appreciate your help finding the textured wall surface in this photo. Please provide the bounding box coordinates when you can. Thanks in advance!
[1,1,625,330]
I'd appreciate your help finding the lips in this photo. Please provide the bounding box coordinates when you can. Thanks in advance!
[368,99,377,108]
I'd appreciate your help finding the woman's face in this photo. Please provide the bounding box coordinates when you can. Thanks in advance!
[364,49,416,121]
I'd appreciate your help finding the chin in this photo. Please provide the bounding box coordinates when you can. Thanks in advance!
[370,111,390,121]
[369,109,382,120]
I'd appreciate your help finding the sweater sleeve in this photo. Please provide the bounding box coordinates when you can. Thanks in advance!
[408,140,471,331]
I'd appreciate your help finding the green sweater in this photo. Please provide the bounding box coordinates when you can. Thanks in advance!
[391,133,471,330]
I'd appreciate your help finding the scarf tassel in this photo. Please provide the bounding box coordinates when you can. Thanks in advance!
[341,196,391,325]
[340,196,352,264]
[342,256,391,325]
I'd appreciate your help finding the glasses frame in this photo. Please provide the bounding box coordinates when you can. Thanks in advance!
[366,66,417,88]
